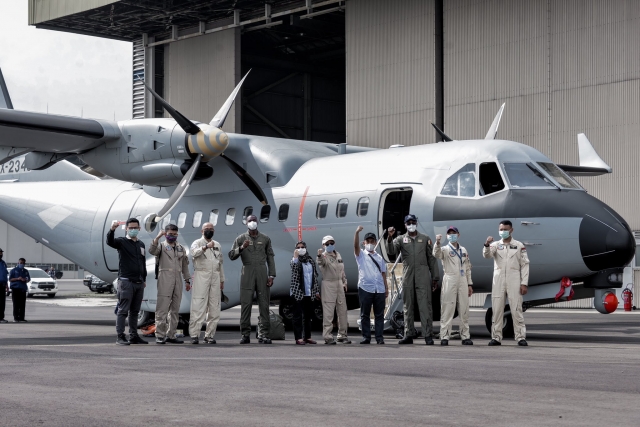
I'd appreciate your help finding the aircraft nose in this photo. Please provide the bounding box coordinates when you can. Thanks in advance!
[579,213,635,271]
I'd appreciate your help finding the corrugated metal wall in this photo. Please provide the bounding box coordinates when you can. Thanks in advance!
[29,0,119,24]
[164,29,241,131]
[345,0,436,148]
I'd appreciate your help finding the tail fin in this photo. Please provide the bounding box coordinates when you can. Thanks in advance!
[0,68,13,109]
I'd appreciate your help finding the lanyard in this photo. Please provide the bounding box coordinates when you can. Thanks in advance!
[448,243,464,266]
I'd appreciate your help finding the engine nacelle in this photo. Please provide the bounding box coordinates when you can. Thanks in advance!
[594,288,618,314]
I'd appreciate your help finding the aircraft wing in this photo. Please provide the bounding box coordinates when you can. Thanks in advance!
[0,108,120,154]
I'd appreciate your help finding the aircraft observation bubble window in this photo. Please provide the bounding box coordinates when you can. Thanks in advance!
[316,200,328,219]
[537,162,582,189]
[357,197,370,217]
[209,209,219,226]
[278,204,289,222]
[177,212,187,229]
[193,211,202,228]
[161,214,171,229]
[225,208,236,226]
[336,199,349,218]
[503,163,555,188]
[260,205,271,223]
[440,163,476,197]
[242,207,253,224]
[479,162,505,196]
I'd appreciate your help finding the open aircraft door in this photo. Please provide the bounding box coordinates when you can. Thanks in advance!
[102,190,143,272]
[378,187,413,262]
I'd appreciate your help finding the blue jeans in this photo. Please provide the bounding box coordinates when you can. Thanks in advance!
[358,288,385,341]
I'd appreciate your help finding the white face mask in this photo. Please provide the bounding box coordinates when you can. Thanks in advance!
[297,248,306,256]
[406,224,417,233]
[365,243,376,252]
[247,221,258,231]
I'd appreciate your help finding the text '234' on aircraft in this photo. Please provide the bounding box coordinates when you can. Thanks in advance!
[0,68,634,336]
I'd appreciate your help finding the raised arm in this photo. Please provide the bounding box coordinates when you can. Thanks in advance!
[433,234,444,259]
[228,236,243,260]
[106,221,121,249]
[482,236,496,259]
[354,225,363,256]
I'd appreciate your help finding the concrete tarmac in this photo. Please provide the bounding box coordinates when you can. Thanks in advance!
[0,285,639,427]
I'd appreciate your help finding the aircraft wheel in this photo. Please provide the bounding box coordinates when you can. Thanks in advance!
[278,297,295,329]
[108,285,116,294]
[484,307,514,339]
[312,299,323,331]
[137,310,154,328]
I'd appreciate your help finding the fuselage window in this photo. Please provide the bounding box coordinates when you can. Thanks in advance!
[242,207,253,224]
[316,200,328,219]
[278,204,289,222]
[479,162,506,195]
[209,209,219,226]
[177,212,187,228]
[226,208,236,225]
[260,205,271,223]
[537,162,582,189]
[357,197,370,217]
[504,163,554,188]
[440,163,476,197]
[193,211,202,228]
[161,214,171,229]
[336,198,349,218]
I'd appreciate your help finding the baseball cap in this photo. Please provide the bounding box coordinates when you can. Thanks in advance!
[364,232,377,241]
[404,214,418,223]
[322,235,335,245]
[447,226,459,233]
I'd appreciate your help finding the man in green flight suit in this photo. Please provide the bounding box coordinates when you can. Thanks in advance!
[229,214,276,344]
[387,214,440,345]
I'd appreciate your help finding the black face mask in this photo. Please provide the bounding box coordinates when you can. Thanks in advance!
[204,230,214,239]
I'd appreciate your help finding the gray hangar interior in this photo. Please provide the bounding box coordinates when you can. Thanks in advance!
[27,0,640,306]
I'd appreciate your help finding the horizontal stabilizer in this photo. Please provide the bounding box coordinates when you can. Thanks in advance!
[557,134,612,177]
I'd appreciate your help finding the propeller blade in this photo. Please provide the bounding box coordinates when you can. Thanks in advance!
[220,154,268,205]
[140,80,201,135]
[485,103,505,140]
[430,122,453,142]
[210,70,251,129]
[154,155,202,222]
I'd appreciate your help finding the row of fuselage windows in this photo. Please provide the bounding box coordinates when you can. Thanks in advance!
[154,197,371,229]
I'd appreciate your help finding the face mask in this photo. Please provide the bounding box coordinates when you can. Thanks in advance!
[166,235,178,243]
[247,221,258,231]
[297,248,307,256]
[325,244,335,252]
[499,230,510,239]
[365,243,376,252]
[447,234,458,243]
[203,230,214,240]
[128,229,139,238]
[406,224,417,233]
[18,263,24,269]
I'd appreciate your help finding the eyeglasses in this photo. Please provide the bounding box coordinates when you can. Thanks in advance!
[296,246,305,249]
[324,242,335,246]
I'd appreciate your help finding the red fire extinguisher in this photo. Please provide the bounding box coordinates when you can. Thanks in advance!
[622,284,633,312]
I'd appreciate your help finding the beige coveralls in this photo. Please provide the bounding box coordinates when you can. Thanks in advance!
[482,239,530,342]
[189,237,225,339]
[149,241,190,339]
[433,241,473,340]
[317,250,349,341]
[229,231,276,338]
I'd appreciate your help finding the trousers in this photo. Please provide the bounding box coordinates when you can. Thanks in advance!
[358,288,385,341]
[155,281,182,339]
[0,281,6,320]
[116,279,144,336]
[321,280,348,341]
[491,280,526,342]
[189,277,221,339]
[12,289,26,321]
[293,296,313,341]
[403,280,433,338]
[440,275,470,340]
[240,279,270,338]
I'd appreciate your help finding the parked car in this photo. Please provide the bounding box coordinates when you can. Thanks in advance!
[83,275,116,294]
[25,267,58,298]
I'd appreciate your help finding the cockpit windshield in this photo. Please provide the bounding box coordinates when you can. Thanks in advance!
[440,163,476,197]
[536,162,583,189]
[503,163,556,188]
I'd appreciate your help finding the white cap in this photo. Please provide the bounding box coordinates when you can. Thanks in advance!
[322,235,335,245]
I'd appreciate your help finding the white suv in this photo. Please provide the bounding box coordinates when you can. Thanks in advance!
[26,267,58,298]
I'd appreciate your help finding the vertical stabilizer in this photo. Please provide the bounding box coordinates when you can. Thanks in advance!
[0,68,13,109]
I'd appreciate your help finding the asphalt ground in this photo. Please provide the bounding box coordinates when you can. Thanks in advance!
[0,280,639,427]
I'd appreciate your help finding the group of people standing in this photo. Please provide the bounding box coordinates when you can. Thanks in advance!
[106,212,530,347]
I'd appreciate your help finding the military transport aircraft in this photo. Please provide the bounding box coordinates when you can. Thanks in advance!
[0,68,634,336]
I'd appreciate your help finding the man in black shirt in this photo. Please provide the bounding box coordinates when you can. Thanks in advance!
[106,218,148,346]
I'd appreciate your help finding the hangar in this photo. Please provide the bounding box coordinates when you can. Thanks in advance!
[25,0,640,306]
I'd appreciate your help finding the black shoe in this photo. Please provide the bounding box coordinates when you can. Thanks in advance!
[261,338,272,344]
[191,337,199,345]
[360,338,371,344]
[518,339,528,346]
[376,340,385,345]
[0,319,7,323]
[325,340,337,345]
[19,319,27,323]
[166,338,184,344]
[425,336,434,345]
[258,337,264,343]
[336,337,352,344]
[398,336,413,345]
[488,339,501,346]
[462,339,474,345]
[204,337,216,344]
[116,334,130,346]
[240,335,250,344]
[440,339,449,346]
[129,334,148,344]
[156,337,166,344]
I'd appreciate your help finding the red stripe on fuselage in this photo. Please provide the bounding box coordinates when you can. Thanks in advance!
[297,186,310,241]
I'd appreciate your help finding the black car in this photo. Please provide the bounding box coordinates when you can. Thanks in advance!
[83,275,116,294]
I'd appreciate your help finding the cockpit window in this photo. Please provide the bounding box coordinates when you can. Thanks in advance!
[479,162,505,195]
[440,163,476,197]
[504,163,555,188]
[537,162,582,189]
